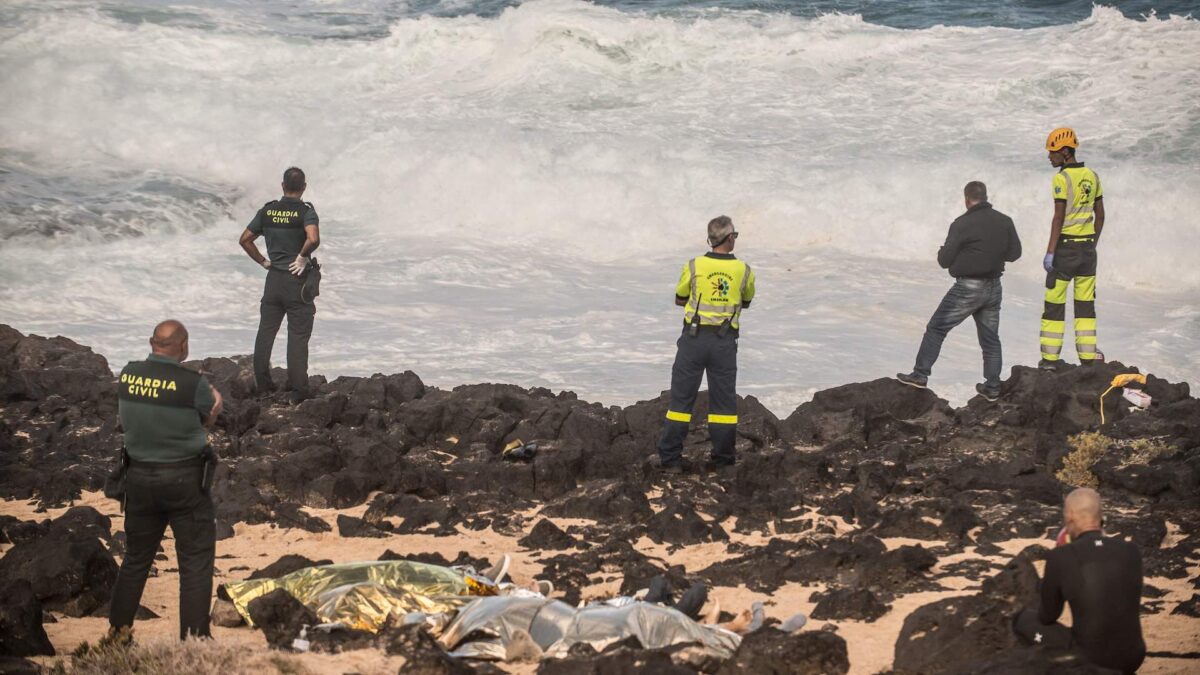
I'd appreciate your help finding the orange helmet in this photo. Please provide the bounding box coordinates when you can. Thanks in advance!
[1045,127,1078,152]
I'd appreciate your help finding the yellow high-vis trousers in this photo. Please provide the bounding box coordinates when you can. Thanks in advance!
[1040,241,1098,362]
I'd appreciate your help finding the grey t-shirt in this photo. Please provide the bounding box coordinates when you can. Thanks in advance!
[247,196,319,270]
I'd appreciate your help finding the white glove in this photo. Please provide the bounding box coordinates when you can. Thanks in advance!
[261,260,272,270]
[288,255,309,276]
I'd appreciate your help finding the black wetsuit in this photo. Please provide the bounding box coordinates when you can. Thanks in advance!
[1038,530,1146,673]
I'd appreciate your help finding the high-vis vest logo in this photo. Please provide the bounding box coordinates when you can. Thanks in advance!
[117,359,202,409]
[679,256,755,330]
[120,373,178,399]
[1053,166,1102,237]
[262,200,310,230]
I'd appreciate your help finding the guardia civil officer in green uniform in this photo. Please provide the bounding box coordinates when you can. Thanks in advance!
[657,216,756,473]
[110,320,222,640]
[239,166,321,403]
[1040,128,1105,369]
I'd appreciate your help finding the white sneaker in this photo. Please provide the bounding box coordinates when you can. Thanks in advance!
[747,602,765,632]
[484,554,510,585]
[780,612,808,633]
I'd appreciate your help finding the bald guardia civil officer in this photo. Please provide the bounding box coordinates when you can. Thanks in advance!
[110,320,222,640]
[239,167,321,404]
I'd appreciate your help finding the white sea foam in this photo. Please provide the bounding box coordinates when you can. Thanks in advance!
[1,1,1197,411]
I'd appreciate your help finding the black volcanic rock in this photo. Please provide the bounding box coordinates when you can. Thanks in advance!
[810,588,891,622]
[0,326,112,404]
[784,377,952,445]
[271,502,331,533]
[245,554,333,581]
[336,514,390,538]
[645,502,729,546]
[380,624,476,674]
[939,501,983,540]
[0,580,54,657]
[542,479,652,522]
[893,554,1040,674]
[48,506,112,541]
[0,532,118,617]
[853,544,939,594]
[519,519,577,550]
[1172,593,1200,617]
[537,538,681,606]
[700,536,891,593]
[0,516,48,546]
[247,589,319,650]
[718,628,849,675]
[539,647,697,675]
[377,550,492,571]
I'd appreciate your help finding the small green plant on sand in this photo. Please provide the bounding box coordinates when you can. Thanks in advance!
[1055,431,1112,489]
[48,633,314,675]
[1123,437,1172,466]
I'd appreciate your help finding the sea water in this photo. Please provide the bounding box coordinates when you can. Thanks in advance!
[1,0,1198,413]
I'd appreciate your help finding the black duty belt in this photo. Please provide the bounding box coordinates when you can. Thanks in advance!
[129,456,205,469]
[683,324,739,336]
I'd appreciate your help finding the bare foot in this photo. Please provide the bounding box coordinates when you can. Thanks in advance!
[702,598,721,625]
[720,608,753,634]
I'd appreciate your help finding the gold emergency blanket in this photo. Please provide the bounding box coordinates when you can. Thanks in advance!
[221,560,497,632]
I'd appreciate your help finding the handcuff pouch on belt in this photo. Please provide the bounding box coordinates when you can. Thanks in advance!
[103,446,130,507]
[200,445,218,494]
[717,316,732,338]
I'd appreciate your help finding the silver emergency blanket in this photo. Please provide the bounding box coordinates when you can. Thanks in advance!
[440,596,741,660]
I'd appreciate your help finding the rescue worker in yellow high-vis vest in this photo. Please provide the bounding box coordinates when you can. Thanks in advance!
[657,216,756,474]
[1040,128,1105,369]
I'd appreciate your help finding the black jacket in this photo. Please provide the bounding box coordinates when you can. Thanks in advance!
[937,202,1021,278]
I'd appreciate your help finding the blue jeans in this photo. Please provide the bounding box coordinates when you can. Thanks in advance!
[913,277,1003,387]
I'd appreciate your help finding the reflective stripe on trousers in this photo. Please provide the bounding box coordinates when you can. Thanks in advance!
[658,330,739,465]
[1041,274,1098,361]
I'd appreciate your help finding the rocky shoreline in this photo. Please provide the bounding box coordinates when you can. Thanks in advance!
[1,324,1197,674]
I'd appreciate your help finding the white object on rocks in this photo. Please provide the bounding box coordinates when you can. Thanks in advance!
[1122,389,1152,409]
[291,626,310,652]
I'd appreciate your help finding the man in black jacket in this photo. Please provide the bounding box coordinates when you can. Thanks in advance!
[897,181,1021,400]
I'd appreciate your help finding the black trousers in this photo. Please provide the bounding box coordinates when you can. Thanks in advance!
[657,329,738,466]
[254,269,315,394]
[110,460,216,639]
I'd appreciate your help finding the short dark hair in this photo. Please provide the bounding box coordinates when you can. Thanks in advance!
[964,181,987,203]
[282,167,306,193]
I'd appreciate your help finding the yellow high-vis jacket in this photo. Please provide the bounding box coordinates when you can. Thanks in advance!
[676,252,756,330]
[1052,163,1103,237]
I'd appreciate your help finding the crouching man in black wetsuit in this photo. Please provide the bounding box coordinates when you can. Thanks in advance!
[1013,487,1146,673]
